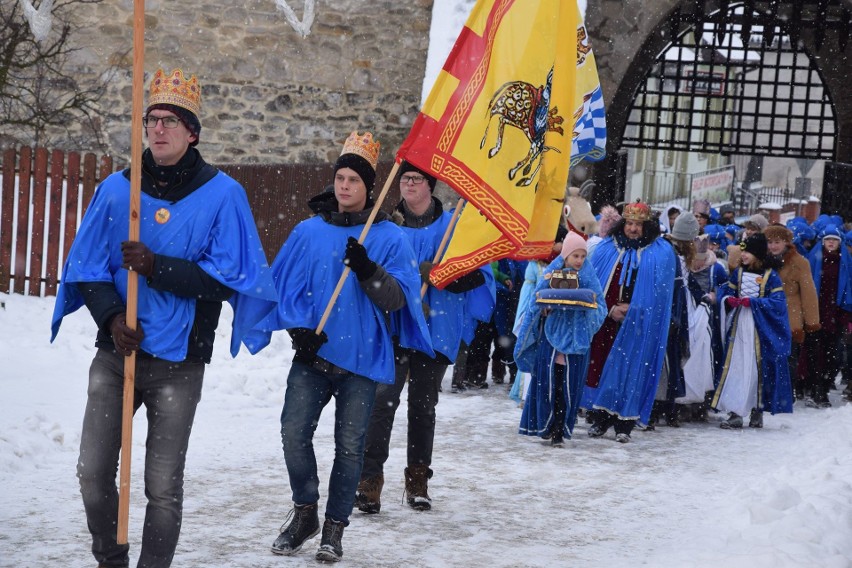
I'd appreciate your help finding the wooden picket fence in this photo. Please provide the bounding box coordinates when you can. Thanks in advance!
[1,146,113,297]
[0,146,400,297]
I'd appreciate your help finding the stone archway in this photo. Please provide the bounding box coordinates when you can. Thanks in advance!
[585,0,852,213]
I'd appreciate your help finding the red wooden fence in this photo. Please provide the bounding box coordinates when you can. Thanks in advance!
[1,147,113,297]
[0,146,400,297]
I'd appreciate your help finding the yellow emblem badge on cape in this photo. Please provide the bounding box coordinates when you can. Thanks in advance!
[155,208,170,224]
[755,277,764,285]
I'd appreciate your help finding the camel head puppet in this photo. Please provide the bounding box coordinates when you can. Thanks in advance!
[562,186,597,236]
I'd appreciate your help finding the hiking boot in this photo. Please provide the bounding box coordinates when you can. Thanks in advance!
[719,413,743,429]
[354,474,383,514]
[615,433,631,443]
[404,465,433,511]
[748,409,763,429]
[315,519,345,563]
[271,503,320,555]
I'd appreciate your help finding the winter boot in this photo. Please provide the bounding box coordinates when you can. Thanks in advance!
[719,412,743,429]
[404,465,433,511]
[491,358,505,384]
[354,474,383,514]
[315,519,345,563]
[748,409,764,429]
[271,503,320,555]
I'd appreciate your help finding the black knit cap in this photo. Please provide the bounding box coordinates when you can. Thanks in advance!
[399,161,437,192]
[741,232,768,261]
[146,103,201,147]
[334,153,376,193]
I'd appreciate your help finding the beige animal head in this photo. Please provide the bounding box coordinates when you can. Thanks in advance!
[563,186,598,236]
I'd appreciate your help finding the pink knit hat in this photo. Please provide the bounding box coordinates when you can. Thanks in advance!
[561,231,587,259]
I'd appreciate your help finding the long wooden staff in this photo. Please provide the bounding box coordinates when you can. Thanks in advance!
[315,161,400,336]
[421,198,465,298]
[117,0,145,545]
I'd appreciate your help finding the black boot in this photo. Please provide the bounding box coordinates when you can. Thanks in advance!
[315,519,345,562]
[271,503,320,555]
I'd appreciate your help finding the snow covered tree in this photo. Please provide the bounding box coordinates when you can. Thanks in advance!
[0,0,109,148]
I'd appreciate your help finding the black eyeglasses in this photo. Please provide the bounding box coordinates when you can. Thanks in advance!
[400,174,426,185]
[143,115,181,128]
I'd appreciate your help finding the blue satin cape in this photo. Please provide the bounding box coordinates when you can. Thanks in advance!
[50,171,278,361]
[240,216,433,384]
[582,237,677,424]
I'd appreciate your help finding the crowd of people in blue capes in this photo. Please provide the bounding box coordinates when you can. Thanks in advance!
[452,199,852,447]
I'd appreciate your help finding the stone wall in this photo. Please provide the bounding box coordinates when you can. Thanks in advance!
[55,0,434,166]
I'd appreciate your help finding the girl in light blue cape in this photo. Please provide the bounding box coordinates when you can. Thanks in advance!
[514,233,607,444]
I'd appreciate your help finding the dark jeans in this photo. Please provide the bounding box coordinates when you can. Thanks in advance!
[77,349,204,568]
[361,347,447,479]
[280,361,377,525]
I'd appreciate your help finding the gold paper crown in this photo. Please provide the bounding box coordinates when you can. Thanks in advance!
[623,200,651,222]
[340,131,380,170]
[148,68,201,117]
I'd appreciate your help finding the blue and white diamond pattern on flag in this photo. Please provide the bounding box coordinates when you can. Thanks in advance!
[570,85,606,166]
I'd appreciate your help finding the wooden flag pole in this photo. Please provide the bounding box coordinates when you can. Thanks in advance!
[315,161,400,336]
[421,198,465,298]
[117,0,145,545]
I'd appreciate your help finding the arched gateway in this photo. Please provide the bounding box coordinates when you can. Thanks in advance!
[587,0,852,220]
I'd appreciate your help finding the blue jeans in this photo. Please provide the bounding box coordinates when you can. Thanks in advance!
[77,349,204,568]
[280,361,377,525]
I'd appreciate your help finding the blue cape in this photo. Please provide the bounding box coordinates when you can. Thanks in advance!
[583,237,677,423]
[240,216,433,383]
[716,268,793,414]
[807,240,852,312]
[50,171,277,361]
[396,210,494,362]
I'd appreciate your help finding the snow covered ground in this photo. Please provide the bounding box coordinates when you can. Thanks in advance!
[2,292,851,568]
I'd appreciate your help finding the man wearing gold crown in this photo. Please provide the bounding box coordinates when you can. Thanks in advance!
[240,134,432,562]
[50,69,277,567]
[580,200,677,442]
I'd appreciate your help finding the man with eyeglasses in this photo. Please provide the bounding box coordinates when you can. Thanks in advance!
[51,68,276,568]
[355,161,494,514]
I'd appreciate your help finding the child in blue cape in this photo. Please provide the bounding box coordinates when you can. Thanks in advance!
[514,232,607,446]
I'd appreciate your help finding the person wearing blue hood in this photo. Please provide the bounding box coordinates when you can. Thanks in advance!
[50,68,277,568]
[805,224,852,407]
[240,132,432,562]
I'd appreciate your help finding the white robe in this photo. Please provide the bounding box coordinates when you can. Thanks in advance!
[715,272,762,417]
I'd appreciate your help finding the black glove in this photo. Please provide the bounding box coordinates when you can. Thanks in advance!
[419,261,434,286]
[109,313,145,356]
[288,328,329,365]
[343,237,377,281]
[121,241,155,277]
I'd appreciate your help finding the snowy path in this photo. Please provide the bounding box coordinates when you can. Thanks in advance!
[1,294,851,567]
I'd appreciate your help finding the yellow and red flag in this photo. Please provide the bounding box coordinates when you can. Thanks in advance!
[397,0,606,288]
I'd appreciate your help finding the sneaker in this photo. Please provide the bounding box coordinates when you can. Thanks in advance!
[615,433,631,443]
[404,465,433,511]
[748,409,763,429]
[315,519,344,563]
[354,474,383,514]
[271,503,320,555]
[587,424,606,438]
[719,413,743,429]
